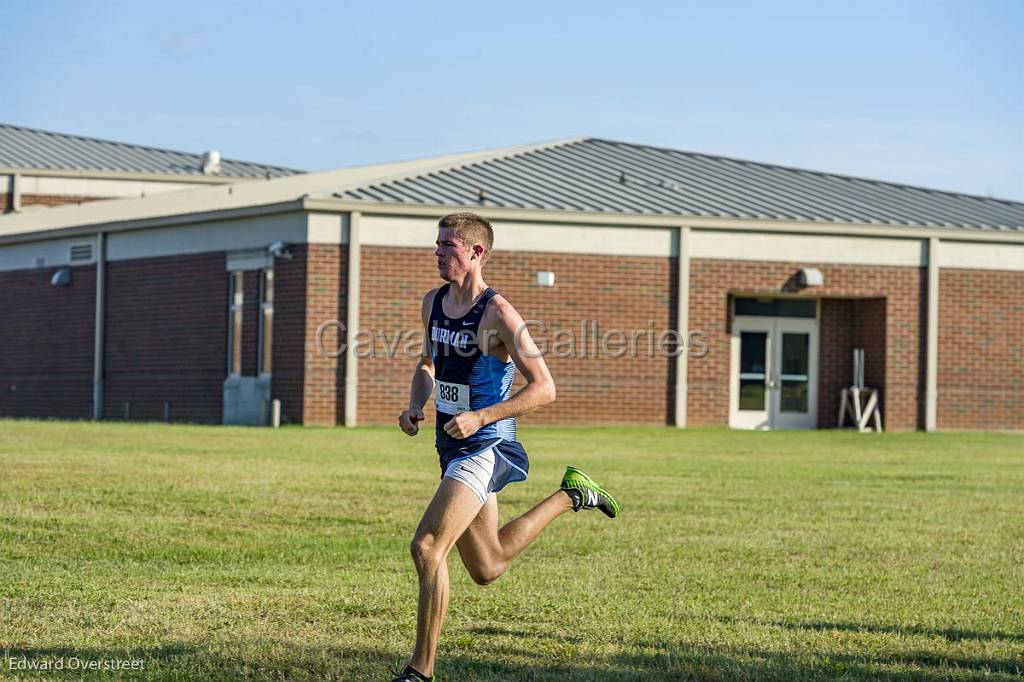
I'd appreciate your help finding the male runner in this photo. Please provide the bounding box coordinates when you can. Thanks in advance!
[391,212,620,682]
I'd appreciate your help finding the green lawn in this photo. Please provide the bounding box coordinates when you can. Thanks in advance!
[1,420,1022,681]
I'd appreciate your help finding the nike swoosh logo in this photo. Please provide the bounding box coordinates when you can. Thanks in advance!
[461,321,474,326]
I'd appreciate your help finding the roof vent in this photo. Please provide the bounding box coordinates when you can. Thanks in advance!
[201,150,222,175]
[69,243,93,263]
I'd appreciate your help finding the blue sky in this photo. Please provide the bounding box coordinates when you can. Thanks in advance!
[3,0,1022,198]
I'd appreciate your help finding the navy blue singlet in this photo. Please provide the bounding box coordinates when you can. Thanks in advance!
[429,284,517,451]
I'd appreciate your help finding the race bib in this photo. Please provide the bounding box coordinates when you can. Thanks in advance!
[435,381,471,415]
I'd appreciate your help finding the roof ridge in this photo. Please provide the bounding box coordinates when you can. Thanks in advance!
[333,136,586,193]
[438,136,586,171]
[0,121,299,172]
[586,137,1024,207]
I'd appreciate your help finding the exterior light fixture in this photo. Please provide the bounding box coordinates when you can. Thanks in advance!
[268,241,293,260]
[536,271,555,287]
[797,267,823,288]
[50,267,71,286]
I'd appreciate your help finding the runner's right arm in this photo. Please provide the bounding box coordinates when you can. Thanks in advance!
[398,289,437,436]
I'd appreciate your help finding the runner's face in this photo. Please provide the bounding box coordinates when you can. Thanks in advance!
[435,228,475,281]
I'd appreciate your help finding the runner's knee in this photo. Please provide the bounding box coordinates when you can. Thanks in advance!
[410,535,444,572]
[468,561,506,586]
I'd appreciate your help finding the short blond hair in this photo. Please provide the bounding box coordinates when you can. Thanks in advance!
[438,212,493,263]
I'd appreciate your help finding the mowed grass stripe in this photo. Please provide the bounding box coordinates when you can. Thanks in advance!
[1,420,1022,680]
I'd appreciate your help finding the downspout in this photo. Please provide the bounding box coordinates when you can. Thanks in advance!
[925,237,939,431]
[344,212,361,426]
[12,173,21,212]
[674,226,690,427]
[92,232,105,420]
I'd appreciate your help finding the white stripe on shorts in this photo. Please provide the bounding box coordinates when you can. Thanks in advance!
[443,447,510,504]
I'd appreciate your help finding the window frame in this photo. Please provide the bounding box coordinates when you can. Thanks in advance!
[257,267,274,377]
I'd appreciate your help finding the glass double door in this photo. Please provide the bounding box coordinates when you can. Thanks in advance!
[730,317,818,429]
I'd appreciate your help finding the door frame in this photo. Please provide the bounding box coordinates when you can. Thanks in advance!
[729,318,774,430]
[770,318,819,430]
[729,314,819,430]
[223,251,274,426]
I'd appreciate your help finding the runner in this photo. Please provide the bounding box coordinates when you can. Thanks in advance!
[391,212,620,682]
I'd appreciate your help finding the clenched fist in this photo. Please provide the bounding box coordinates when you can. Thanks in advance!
[398,407,425,436]
[443,411,485,440]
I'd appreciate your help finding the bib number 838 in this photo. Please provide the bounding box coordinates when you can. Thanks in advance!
[435,381,471,415]
[438,384,461,402]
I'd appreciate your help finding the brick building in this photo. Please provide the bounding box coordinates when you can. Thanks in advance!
[1,136,1021,431]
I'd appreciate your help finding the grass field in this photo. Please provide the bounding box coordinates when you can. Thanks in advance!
[1,420,1022,681]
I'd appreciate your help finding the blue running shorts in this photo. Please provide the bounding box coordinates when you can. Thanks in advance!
[438,437,529,503]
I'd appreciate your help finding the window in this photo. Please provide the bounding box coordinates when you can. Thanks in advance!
[228,272,243,375]
[258,269,274,375]
[779,332,810,412]
[738,331,767,411]
[735,297,816,318]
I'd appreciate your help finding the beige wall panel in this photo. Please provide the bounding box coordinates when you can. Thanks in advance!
[307,212,349,244]
[0,234,98,271]
[689,230,926,266]
[2,211,346,270]
[107,211,308,262]
[360,215,675,257]
[938,241,1024,271]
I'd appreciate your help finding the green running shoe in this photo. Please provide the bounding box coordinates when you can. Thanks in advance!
[560,466,620,518]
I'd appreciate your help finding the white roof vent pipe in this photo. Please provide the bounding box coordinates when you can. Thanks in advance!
[201,150,222,175]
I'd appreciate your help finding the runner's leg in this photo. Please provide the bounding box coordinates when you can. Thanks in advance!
[455,490,574,585]
[408,477,486,677]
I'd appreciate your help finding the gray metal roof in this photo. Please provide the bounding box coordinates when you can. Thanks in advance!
[338,138,1024,231]
[0,123,301,178]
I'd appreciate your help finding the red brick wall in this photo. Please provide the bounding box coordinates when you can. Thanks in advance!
[356,246,675,426]
[938,268,1024,429]
[103,253,227,422]
[100,251,332,426]
[817,299,854,427]
[270,248,307,424]
[816,298,889,428]
[854,298,887,415]
[3,194,110,214]
[301,244,346,426]
[688,260,926,431]
[5,239,1015,433]
[0,264,96,418]
[24,194,108,208]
